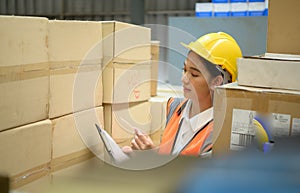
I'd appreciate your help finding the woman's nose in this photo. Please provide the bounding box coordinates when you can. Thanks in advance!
[181,72,189,84]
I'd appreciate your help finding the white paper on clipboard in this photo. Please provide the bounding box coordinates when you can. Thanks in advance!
[95,124,129,164]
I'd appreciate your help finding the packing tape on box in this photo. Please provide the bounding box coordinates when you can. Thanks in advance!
[0,62,48,83]
[50,64,102,76]
[49,59,103,70]
[10,163,50,189]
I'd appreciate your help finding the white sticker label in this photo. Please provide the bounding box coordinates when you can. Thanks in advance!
[271,113,291,137]
[292,118,300,136]
[230,109,256,151]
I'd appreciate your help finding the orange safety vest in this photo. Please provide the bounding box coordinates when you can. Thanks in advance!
[159,98,213,156]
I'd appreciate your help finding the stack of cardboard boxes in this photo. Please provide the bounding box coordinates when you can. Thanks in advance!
[48,20,105,172]
[0,16,52,188]
[0,16,167,189]
[101,21,152,146]
[213,0,300,155]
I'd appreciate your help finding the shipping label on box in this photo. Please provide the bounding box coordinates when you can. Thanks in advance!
[103,62,151,104]
[213,83,300,155]
[0,120,52,187]
[237,54,300,91]
[101,21,151,64]
[230,109,291,151]
[49,65,103,118]
[104,101,151,143]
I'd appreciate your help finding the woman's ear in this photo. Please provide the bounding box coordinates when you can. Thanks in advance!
[210,75,223,90]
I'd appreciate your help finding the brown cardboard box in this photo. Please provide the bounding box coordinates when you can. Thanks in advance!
[49,65,103,118]
[0,120,52,188]
[267,0,300,55]
[102,62,151,104]
[101,21,151,64]
[0,16,49,131]
[213,83,300,156]
[104,101,151,143]
[51,107,105,171]
[48,20,103,119]
[237,53,300,91]
[151,41,160,97]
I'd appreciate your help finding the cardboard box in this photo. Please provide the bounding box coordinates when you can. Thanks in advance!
[101,21,151,64]
[102,62,151,104]
[48,20,103,64]
[213,83,300,156]
[0,16,49,131]
[49,65,103,118]
[151,41,160,97]
[267,0,300,55]
[149,97,168,146]
[104,101,151,143]
[0,120,52,188]
[51,107,104,171]
[237,54,300,91]
[0,16,48,67]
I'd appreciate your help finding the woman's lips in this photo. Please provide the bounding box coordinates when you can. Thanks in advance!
[183,86,191,92]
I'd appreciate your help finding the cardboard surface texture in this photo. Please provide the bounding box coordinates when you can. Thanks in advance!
[267,0,300,55]
[51,107,104,171]
[213,83,300,156]
[48,20,102,64]
[0,16,49,131]
[101,21,151,64]
[49,65,103,118]
[102,62,151,104]
[104,101,151,143]
[237,54,300,91]
[0,16,48,66]
[0,120,52,186]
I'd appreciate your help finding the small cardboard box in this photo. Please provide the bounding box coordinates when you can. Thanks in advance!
[104,101,151,144]
[49,65,103,118]
[213,83,300,156]
[102,62,151,104]
[101,21,151,64]
[0,16,49,131]
[237,53,300,91]
[51,107,104,171]
[0,120,52,188]
[267,0,300,55]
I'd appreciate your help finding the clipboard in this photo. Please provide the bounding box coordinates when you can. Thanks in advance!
[95,124,129,164]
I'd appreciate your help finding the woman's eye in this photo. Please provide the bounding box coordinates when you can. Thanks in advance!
[191,73,198,77]
[182,68,186,73]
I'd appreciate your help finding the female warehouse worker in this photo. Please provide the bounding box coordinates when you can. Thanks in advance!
[123,32,242,156]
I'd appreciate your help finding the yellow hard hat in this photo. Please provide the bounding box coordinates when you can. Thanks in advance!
[181,32,242,82]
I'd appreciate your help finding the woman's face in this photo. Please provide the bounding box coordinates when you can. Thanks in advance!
[181,51,213,103]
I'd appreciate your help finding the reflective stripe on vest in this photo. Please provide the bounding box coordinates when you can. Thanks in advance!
[159,98,213,156]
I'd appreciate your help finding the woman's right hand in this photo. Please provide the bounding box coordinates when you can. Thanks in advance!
[130,129,156,150]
